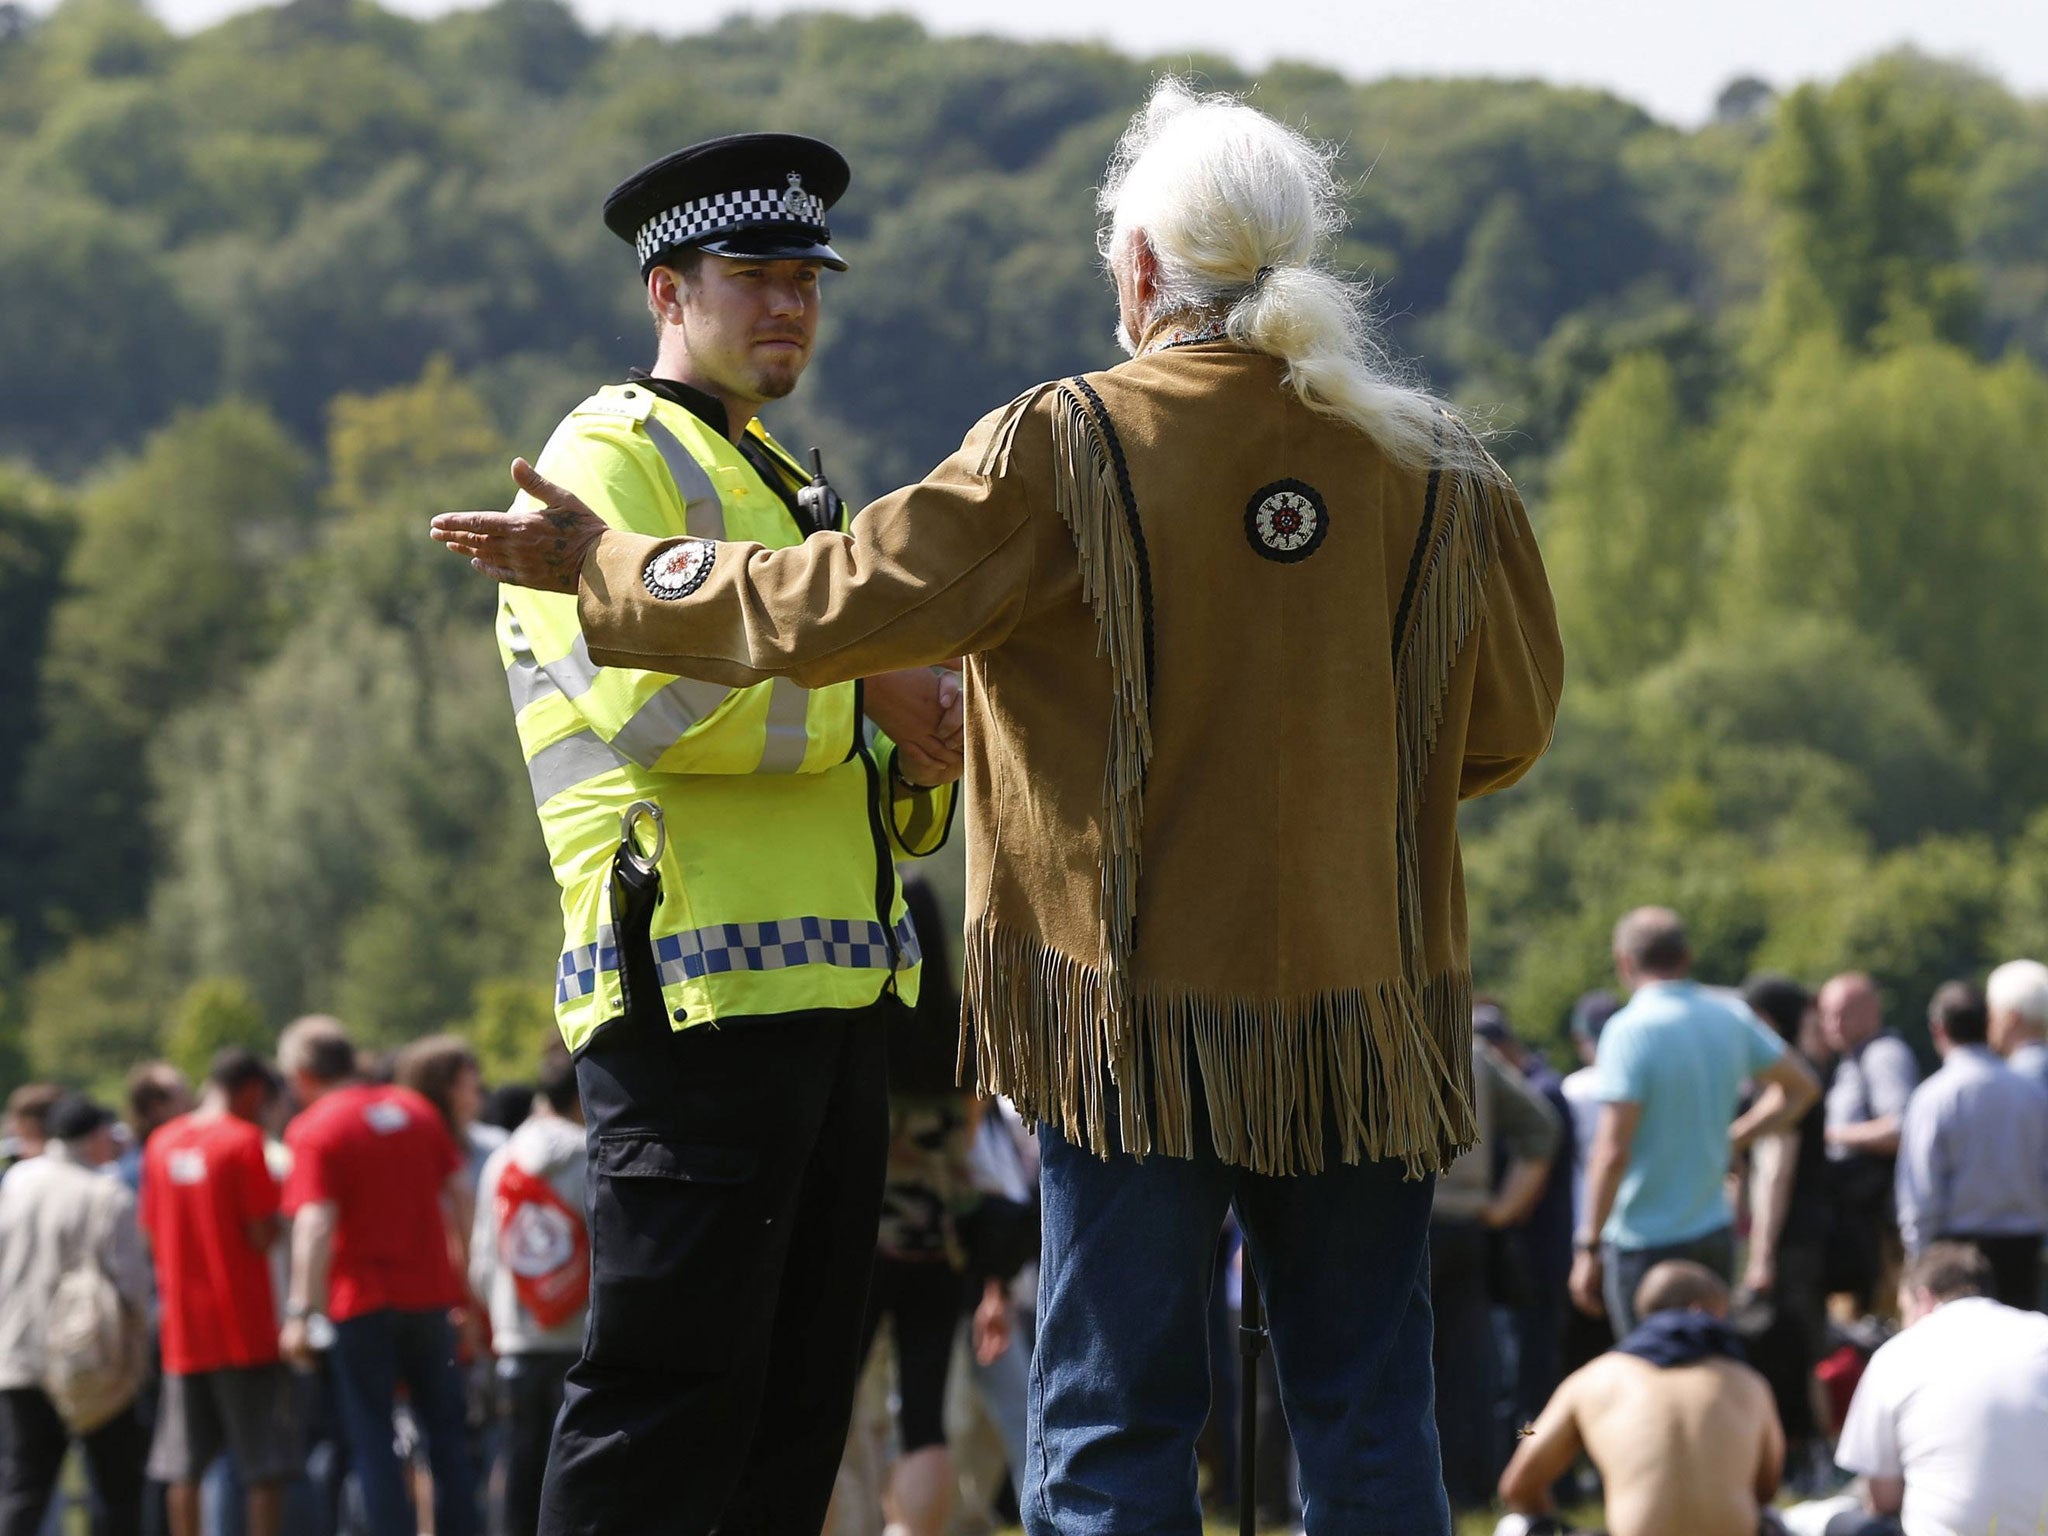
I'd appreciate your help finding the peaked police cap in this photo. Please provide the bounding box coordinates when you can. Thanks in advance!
[603,133,851,276]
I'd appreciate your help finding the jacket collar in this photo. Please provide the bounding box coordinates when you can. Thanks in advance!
[1136,310,1232,357]
[627,370,731,439]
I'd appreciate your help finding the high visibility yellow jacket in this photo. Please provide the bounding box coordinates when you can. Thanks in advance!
[499,382,955,1052]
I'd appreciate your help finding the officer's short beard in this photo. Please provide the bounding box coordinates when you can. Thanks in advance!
[750,361,802,401]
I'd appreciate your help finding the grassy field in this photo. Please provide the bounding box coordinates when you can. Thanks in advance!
[998,1513,1556,1534]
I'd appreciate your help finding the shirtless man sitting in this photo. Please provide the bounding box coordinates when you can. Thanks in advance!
[1496,1261,1786,1536]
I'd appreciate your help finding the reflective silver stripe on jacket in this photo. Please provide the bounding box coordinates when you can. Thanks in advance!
[648,413,813,772]
[512,412,812,773]
[643,416,726,538]
[511,611,731,765]
[526,730,627,806]
[609,676,740,767]
[507,613,602,712]
[758,679,811,773]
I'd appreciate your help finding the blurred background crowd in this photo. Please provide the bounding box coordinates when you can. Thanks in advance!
[2,882,2044,1536]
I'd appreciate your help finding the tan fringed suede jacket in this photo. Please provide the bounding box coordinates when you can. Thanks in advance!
[575,341,1564,1176]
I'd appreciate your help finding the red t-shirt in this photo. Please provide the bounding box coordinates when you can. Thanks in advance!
[140,1111,283,1374]
[283,1085,462,1323]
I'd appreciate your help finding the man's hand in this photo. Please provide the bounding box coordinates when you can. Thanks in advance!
[1569,1247,1605,1318]
[431,459,607,594]
[1742,1249,1777,1296]
[279,1316,316,1370]
[972,1278,1012,1367]
[865,665,965,788]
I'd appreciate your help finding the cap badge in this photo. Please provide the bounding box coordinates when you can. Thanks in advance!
[643,538,717,601]
[781,172,826,226]
[1245,479,1329,563]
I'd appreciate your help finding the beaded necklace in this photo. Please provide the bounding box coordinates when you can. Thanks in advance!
[1139,313,1230,357]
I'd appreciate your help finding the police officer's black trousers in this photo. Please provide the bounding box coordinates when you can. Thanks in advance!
[535,1002,890,1536]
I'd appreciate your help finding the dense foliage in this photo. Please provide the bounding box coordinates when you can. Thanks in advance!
[4,0,2047,1091]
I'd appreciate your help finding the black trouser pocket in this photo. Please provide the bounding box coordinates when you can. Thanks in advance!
[585,1132,759,1375]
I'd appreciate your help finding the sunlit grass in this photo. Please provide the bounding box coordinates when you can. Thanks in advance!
[996,1510,1581,1534]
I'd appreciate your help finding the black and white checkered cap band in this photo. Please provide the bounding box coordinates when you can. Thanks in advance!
[635,186,829,266]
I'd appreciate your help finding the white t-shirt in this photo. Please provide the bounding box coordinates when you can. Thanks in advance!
[1560,1066,1604,1225]
[1835,1297,2048,1536]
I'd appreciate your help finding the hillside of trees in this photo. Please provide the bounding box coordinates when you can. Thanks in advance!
[4,0,2048,1091]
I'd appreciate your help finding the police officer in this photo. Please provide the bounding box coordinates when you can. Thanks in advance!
[496,134,961,1536]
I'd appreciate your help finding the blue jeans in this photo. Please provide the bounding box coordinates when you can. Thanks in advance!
[1028,1119,1448,1536]
[327,1309,477,1536]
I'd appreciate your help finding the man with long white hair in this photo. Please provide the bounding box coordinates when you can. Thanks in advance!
[1988,958,2048,1089]
[435,79,1563,1533]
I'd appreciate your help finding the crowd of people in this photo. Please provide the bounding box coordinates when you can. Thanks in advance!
[2,904,2045,1536]
[1473,915,2048,1536]
[0,889,1048,1536]
[0,1021,526,1536]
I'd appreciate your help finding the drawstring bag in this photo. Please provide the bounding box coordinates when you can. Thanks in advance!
[43,1196,147,1432]
[496,1161,591,1330]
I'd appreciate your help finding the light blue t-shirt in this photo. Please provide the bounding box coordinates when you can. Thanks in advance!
[1594,980,1787,1249]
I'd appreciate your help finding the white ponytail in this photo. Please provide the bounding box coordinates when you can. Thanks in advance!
[1100,78,1500,484]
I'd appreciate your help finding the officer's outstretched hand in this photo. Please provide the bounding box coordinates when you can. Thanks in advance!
[431,459,607,595]
[865,665,965,788]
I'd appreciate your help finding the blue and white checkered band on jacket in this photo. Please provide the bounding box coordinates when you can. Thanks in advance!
[634,174,832,266]
[555,912,923,1004]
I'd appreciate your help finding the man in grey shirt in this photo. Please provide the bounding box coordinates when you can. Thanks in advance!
[1817,972,1918,1311]
[1895,981,2048,1311]
[0,1093,152,1536]
[1430,1035,1561,1511]
[1820,973,1919,1162]
[1989,958,2048,1091]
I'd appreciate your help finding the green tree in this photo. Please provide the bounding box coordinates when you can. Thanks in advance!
[1464,797,1783,1048]
[27,0,170,86]
[1539,353,1724,688]
[1754,54,1980,355]
[1768,835,2006,1052]
[18,400,309,945]
[148,611,443,1023]
[1997,809,2048,961]
[1515,297,1730,473]
[1721,340,2048,810]
[164,975,268,1083]
[810,166,1117,494]
[1439,191,1554,364]
[318,355,513,631]
[23,925,168,1092]
[425,0,596,98]
[0,924,29,1097]
[1630,618,1985,848]
[0,475,72,942]
[1342,78,1667,351]
[0,191,218,471]
[149,603,556,1033]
